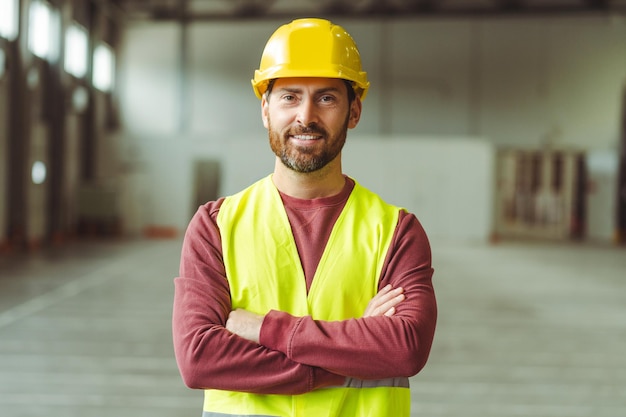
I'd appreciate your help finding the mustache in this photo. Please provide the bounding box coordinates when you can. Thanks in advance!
[289,124,327,136]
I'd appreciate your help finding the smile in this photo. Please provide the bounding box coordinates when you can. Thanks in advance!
[291,134,322,140]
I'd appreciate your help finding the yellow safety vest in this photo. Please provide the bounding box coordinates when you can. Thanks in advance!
[210,175,408,417]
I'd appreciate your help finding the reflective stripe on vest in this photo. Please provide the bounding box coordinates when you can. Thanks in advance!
[212,175,408,417]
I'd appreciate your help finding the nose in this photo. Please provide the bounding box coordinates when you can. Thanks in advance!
[295,98,318,126]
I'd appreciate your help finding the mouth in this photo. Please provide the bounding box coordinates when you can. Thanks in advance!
[290,134,323,141]
[288,126,326,144]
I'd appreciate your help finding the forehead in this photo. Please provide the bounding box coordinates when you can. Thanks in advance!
[272,77,347,93]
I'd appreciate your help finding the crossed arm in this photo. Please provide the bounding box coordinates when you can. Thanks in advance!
[226,284,406,343]
[173,204,437,394]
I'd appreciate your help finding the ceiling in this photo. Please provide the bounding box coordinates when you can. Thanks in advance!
[110,0,626,21]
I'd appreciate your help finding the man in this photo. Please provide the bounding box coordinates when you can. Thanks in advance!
[173,18,437,417]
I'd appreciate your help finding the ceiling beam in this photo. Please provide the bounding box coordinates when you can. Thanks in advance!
[112,0,626,22]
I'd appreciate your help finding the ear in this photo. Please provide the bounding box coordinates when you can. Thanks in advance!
[348,96,362,129]
[261,95,270,129]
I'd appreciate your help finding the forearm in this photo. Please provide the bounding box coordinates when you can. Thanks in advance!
[173,205,345,394]
[260,274,436,379]
[173,276,345,394]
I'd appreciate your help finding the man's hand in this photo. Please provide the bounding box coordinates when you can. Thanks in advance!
[363,285,404,317]
[226,309,264,343]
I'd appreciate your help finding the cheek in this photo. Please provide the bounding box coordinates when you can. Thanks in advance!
[267,109,293,130]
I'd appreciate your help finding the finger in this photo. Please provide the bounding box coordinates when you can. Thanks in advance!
[374,284,393,298]
[363,287,404,317]
[366,292,405,317]
[376,293,405,315]
[372,287,404,306]
[384,306,396,317]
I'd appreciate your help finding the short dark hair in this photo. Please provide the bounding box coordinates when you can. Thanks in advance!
[344,80,356,103]
[265,79,356,104]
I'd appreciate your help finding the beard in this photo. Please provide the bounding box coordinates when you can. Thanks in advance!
[268,115,350,173]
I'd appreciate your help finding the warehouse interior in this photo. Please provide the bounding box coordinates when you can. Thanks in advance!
[1,0,625,416]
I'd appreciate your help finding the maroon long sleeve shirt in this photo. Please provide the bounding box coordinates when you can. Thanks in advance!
[172,177,437,395]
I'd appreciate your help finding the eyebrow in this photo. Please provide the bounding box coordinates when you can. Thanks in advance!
[276,86,343,95]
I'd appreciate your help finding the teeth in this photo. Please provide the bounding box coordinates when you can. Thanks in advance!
[293,135,319,140]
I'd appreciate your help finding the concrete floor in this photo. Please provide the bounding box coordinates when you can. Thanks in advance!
[0,238,624,417]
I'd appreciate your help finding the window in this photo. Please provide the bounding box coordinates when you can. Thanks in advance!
[64,23,88,78]
[0,0,18,41]
[31,161,47,185]
[93,42,114,92]
[28,0,60,61]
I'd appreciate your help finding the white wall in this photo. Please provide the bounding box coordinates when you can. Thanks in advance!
[114,132,493,242]
[343,136,494,242]
[114,15,626,242]
[480,17,626,149]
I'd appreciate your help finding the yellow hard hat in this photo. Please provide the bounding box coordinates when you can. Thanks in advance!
[251,18,370,100]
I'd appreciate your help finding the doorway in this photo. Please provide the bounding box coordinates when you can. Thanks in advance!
[191,159,221,216]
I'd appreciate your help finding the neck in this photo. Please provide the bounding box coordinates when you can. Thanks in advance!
[272,157,345,199]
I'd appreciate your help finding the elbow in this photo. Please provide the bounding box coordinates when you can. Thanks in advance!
[173,317,235,391]
[179,370,200,389]
[180,371,204,390]
[402,349,430,377]
[389,341,430,377]
[369,345,428,379]
[398,320,437,377]
[175,349,205,389]
[176,343,225,390]
[173,329,214,390]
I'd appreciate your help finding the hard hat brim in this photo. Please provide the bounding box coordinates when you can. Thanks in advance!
[252,68,369,100]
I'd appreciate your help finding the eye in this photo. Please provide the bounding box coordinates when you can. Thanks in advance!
[280,94,297,102]
[319,95,336,104]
